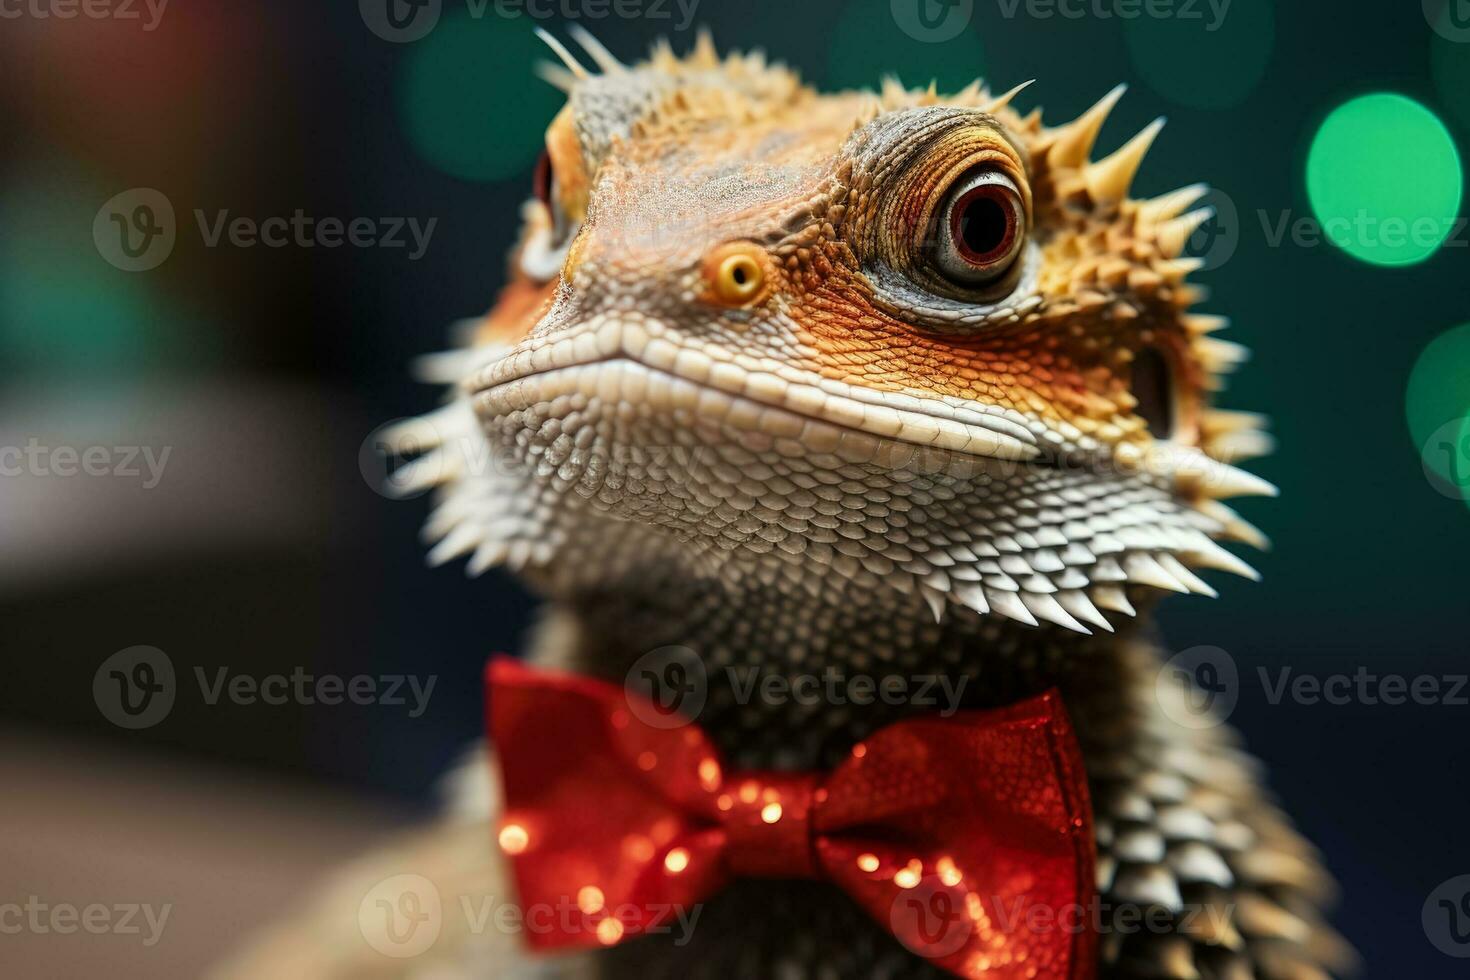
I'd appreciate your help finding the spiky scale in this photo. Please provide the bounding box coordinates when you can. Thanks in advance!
[1087,116,1165,204]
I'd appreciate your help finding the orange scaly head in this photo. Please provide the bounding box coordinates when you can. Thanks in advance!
[395,28,1273,634]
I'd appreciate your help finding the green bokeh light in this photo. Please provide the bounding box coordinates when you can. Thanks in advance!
[1406,322,1470,499]
[825,0,986,93]
[1122,0,1274,110]
[397,13,563,182]
[1305,93,1463,267]
[0,172,179,377]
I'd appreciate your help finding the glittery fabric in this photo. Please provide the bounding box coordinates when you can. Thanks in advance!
[487,656,1098,979]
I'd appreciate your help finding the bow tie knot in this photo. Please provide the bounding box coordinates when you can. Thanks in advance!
[715,770,820,878]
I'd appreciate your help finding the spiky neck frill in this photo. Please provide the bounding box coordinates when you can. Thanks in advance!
[542,550,1160,773]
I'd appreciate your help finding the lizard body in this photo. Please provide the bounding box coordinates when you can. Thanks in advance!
[219,30,1348,980]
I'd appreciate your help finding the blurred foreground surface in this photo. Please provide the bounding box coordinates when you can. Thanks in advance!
[0,728,412,978]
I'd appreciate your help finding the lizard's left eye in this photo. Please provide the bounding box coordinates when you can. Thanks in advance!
[930,170,1026,285]
[533,149,554,211]
[532,148,574,248]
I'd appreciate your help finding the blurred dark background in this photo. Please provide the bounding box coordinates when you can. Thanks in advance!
[3,0,1468,975]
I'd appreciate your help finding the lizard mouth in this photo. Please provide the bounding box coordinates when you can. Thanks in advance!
[467,322,1045,465]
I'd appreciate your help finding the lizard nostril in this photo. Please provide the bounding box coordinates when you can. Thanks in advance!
[702,242,768,308]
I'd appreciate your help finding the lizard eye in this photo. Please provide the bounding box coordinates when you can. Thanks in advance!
[533,149,554,211]
[930,170,1026,285]
[532,148,574,248]
[519,147,577,282]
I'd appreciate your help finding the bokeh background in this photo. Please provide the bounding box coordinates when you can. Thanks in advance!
[3,0,1469,975]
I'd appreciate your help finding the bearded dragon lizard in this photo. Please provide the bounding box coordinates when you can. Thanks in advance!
[218,28,1350,980]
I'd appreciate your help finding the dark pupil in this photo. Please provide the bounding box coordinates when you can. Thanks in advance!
[731,266,748,285]
[958,195,1009,259]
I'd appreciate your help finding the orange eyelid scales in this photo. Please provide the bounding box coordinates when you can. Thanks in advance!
[545,105,589,223]
[701,241,770,308]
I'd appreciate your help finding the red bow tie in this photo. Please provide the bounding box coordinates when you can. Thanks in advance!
[486,656,1097,979]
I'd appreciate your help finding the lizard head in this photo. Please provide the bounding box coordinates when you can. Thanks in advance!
[393,29,1273,634]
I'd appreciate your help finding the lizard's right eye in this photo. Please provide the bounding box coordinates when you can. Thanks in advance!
[930,170,1026,286]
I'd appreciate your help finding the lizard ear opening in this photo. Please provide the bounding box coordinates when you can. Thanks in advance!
[1132,345,1177,440]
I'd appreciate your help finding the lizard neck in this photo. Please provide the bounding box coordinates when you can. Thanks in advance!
[544,553,1154,770]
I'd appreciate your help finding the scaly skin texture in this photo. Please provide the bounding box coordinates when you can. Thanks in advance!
[216,31,1351,980]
